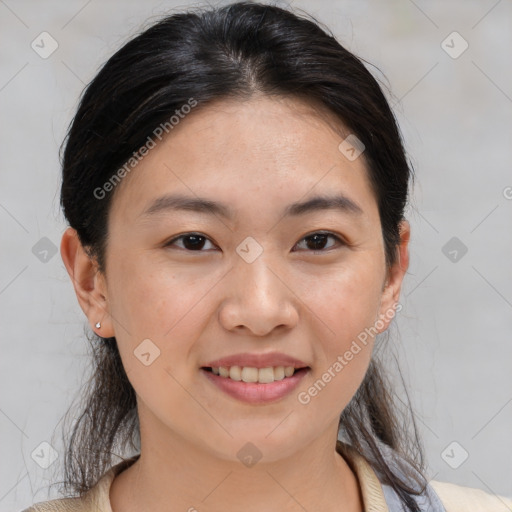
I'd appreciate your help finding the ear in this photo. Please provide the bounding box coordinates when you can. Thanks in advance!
[376,219,410,331]
[60,227,115,338]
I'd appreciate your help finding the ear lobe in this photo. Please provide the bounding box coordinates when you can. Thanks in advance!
[60,227,115,338]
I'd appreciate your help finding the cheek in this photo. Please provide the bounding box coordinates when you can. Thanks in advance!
[294,288,376,427]
[107,251,188,336]
[301,259,383,344]
[107,253,216,373]
[294,260,382,408]
[106,260,204,415]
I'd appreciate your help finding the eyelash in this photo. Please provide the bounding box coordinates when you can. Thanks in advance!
[164,231,346,253]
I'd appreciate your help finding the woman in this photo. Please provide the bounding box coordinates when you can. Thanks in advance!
[23,2,511,511]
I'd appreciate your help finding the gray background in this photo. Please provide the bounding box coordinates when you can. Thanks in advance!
[1,0,511,510]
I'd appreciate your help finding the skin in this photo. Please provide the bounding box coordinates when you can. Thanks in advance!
[61,94,410,512]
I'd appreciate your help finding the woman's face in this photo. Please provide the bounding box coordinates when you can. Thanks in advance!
[70,95,409,463]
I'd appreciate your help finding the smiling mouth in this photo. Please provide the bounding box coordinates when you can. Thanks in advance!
[201,365,309,384]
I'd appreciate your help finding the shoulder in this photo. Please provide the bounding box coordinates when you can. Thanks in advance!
[430,479,512,512]
[20,456,139,512]
[20,497,86,512]
[337,440,512,512]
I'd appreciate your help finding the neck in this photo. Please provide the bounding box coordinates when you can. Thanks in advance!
[110,416,363,512]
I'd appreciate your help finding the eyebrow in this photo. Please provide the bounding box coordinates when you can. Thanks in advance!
[140,192,364,220]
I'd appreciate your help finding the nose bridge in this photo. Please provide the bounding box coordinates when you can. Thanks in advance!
[219,243,298,334]
[234,245,281,303]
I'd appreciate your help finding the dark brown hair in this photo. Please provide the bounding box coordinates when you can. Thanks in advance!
[59,2,425,510]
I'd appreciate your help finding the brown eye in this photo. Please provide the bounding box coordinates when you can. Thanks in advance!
[166,233,216,251]
[294,232,344,252]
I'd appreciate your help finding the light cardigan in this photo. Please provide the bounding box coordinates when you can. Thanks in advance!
[23,442,512,512]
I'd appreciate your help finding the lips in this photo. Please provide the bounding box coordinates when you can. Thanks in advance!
[201,366,310,404]
[200,352,310,404]
[202,352,309,370]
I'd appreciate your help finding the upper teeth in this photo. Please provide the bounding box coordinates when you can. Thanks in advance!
[212,366,296,383]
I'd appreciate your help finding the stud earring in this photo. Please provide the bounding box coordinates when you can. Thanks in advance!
[95,321,101,329]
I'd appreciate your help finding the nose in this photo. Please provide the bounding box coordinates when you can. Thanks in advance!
[218,255,299,337]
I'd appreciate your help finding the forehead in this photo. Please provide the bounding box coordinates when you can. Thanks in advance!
[108,95,377,225]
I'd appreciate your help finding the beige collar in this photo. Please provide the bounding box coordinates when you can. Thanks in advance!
[336,440,389,511]
[85,442,389,512]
